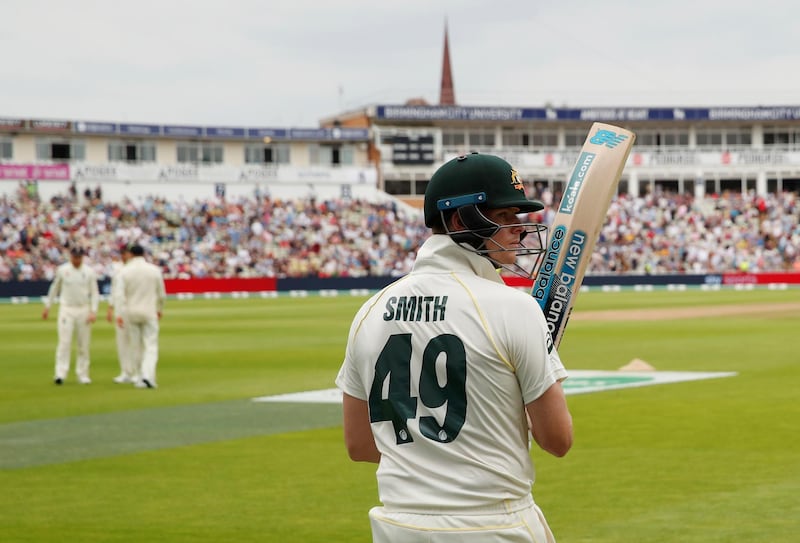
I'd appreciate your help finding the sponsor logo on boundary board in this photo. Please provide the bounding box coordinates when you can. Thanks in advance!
[252,370,737,403]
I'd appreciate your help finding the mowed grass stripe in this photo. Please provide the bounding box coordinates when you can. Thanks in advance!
[0,297,363,424]
[0,427,376,543]
[0,401,342,469]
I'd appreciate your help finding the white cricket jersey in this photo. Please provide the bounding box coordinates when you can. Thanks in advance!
[108,261,124,311]
[117,257,166,322]
[336,235,567,512]
[45,262,99,312]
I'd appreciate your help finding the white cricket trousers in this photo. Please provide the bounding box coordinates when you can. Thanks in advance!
[55,305,92,380]
[114,314,135,379]
[368,494,556,543]
[127,318,160,383]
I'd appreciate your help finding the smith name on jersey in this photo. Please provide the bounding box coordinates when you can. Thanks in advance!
[382,295,448,322]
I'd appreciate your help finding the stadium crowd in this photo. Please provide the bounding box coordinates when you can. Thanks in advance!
[1,182,798,282]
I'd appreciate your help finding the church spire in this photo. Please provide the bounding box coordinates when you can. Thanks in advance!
[439,20,456,105]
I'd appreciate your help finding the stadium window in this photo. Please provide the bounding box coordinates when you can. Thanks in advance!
[661,131,689,147]
[654,179,680,194]
[635,132,657,147]
[308,143,333,165]
[467,129,495,149]
[108,143,122,161]
[719,178,743,193]
[414,179,429,196]
[782,178,800,194]
[725,129,752,147]
[0,138,11,159]
[384,179,411,195]
[696,133,707,146]
[305,144,353,166]
[696,130,724,148]
[767,178,780,192]
[201,145,223,163]
[35,139,85,161]
[763,128,793,146]
[51,143,70,160]
[177,142,197,162]
[501,129,526,148]
[442,130,465,148]
[245,144,290,164]
[339,145,355,165]
[177,142,223,163]
[531,131,557,149]
[563,129,586,148]
[108,141,156,163]
[140,143,156,162]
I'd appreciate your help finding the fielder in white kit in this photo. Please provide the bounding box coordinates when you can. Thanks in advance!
[107,243,135,383]
[42,246,100,385]
[337,153,574,542]
[116,244,166,389]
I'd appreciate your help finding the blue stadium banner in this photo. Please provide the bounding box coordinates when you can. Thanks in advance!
[290,128,329,139]
[119,123,161,136]
[704,107,800,121]
[74,121,118,135]
[287,128,370,140]
[376,105,800,122]
[163,125,203,137]
[377,105,540,121]
[206,126,246,138]
[248,128,289,139]
[332,127,370,140]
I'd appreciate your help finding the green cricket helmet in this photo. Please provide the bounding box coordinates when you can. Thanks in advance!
[424,152,548,278]
[424,152,544,228]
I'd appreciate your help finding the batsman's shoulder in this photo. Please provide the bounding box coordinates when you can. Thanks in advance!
[466,275,536,306]
[495,281,550,318]
[352,276,408,318]
[498,279,540,304]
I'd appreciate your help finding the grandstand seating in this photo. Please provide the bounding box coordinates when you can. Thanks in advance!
[1,184,798,282]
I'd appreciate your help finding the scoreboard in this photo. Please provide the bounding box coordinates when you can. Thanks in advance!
[386,134,435,165]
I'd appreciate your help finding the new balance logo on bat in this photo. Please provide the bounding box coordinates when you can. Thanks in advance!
[590,129,629,149]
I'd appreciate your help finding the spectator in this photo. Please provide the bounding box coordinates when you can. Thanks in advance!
[1,189,798,281]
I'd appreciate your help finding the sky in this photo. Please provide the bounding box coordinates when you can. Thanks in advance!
[1,0,799,128]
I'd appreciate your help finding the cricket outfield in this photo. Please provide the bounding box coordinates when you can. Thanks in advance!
[1,290,798,542]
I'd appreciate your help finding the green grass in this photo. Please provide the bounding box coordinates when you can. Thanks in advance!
[1,289,799,542]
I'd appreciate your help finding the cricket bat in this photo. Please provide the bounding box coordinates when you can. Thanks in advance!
[532,122,635,348]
